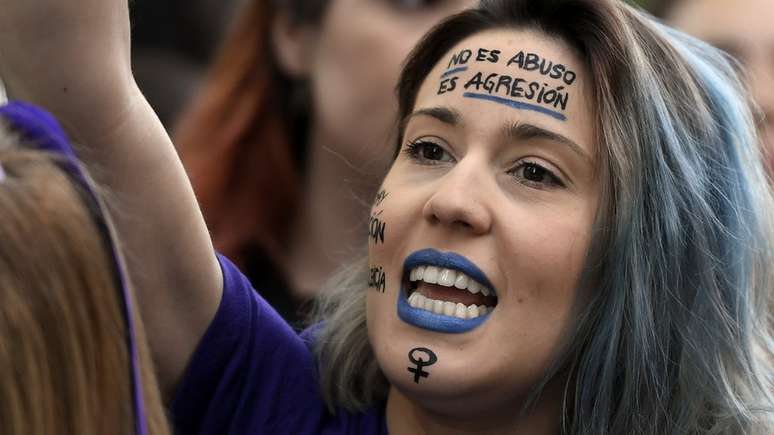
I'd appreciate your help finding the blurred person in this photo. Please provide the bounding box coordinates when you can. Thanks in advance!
[665,0,774,176]
[131,0,244,127]
[0,103,169,435]
[175,0,476,324]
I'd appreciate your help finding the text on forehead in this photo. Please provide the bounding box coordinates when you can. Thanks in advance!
[447,48,576,85]
[438,47,579,122]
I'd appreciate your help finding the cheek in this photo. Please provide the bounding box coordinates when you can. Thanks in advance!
[498,204,594,320]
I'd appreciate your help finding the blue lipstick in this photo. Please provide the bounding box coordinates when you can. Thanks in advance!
[397,249,495,334]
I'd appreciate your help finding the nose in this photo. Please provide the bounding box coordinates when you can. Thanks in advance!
[421,164,493,235]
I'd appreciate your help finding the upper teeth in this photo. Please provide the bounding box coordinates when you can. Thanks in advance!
[409,265,494,297]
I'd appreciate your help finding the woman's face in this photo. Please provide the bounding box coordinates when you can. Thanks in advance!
[303,0,477,179]
[668,0,774,174]
[367,28,599,417]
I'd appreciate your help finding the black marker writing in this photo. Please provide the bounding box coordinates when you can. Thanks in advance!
[447,49,473,68]
[437,77,458,95]
[407,347,438,384]
[374,189,389,207]
[438,77,459,95]
[369,266,386,293]
[506,51,577,85]
[447,47,502,69]
[475,48,501,63]
[464,72,568,111]
[369,211,386,244]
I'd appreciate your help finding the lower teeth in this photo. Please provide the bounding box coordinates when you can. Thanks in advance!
[408,292,490,319]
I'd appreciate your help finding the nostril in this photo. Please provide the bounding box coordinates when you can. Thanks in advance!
[455,220,473,229]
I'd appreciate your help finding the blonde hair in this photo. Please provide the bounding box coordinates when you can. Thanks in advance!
[0,123,170,435]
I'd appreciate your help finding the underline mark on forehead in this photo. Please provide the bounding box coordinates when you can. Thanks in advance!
[463,92,566,122]
[441,66,468,78]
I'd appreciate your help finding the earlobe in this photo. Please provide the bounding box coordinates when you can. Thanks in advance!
[271,11,316,77]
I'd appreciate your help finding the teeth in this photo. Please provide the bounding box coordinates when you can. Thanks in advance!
[408,265,495,297]
[437,268,456,286]
[455,303,467,319]
[407,292,494,319]
[454,273,469,289]
[424,266,439,284]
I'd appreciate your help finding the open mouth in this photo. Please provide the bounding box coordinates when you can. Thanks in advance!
[405,265,498,319]
[397,249,498,334]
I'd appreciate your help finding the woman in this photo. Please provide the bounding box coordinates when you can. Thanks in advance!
[0,103,169,435]
[0,0,771,433]
[176,0,475,322]
[663,0,774,178]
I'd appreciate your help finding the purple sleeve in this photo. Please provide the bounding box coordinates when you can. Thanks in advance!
[170,254,386,435]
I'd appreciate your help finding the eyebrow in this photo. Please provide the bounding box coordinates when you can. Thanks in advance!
[404,107,461,127]
[503,122,591,162]
[402,107,590,162]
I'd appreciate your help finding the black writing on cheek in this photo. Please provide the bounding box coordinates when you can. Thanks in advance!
[373,189,389,207]
[368,266,386,293]
[407,347,438,384]
[369,211,386,244]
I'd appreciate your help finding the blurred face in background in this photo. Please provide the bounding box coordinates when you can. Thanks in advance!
[275,0,477,182]
[668,0,774,175]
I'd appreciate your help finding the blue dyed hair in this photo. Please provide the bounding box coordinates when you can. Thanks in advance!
[314,1,774,433]
[563,15,774,435]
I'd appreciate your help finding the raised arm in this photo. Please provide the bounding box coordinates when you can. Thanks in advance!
[0,0,222,397]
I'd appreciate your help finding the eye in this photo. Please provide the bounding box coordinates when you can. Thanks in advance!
[509,161,565,189]
[403,139,455,165]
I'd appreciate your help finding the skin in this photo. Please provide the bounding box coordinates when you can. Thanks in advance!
[0,0,475,400]
[275,0,477,296]
[0,2,595,432]
[667,0,774,175]
[0,0,220,397]
[367,29,599,434]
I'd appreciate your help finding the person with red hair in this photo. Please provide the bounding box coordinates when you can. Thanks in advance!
[175,0,475,324]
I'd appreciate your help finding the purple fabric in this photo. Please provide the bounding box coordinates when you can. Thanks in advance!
[171,254,387,435]
[0,101,148,435]
[0,102,83,179]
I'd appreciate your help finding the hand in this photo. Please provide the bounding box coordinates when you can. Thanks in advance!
[0,0,134,133]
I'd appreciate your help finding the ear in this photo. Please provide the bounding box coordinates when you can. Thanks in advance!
[271,10,316,78]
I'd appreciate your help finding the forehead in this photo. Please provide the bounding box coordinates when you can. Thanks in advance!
[413,28,594,150]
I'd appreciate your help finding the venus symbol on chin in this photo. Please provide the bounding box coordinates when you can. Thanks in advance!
[407,347,438,384]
